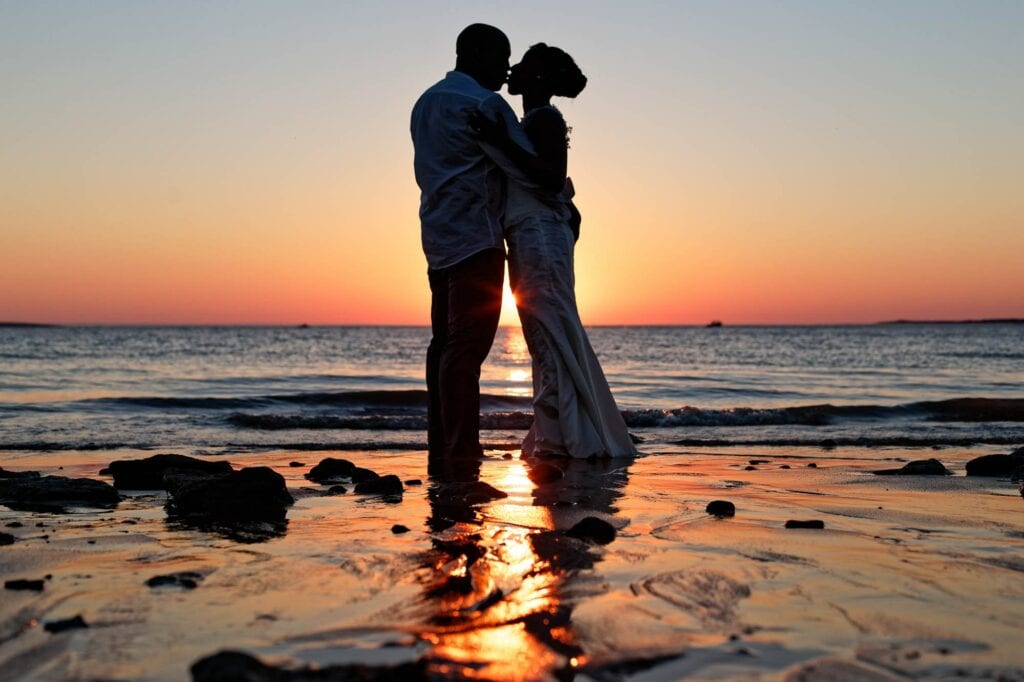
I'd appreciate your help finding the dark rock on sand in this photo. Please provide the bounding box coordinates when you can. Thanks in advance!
[106,454,233,489]
[531,531,600,571]
[353,475,403,496]
[350,467,380,484]
[785,519,826,529]
[146,571,203,589]
[780,464,791,469]
[0,532,14,545]
[820,439,837,449]
[190,650,429,682]
[566,516,617,544]
[749,459,770,465]
[404,479,422,486]
[0,467,41,479]
[965,453,1024,477]
[306,457,355,483]
[288,461,304,468]
[706,500,736,517]
[807,462,818,468]
[5,578,45,591]
[0,475,120,510]
[433,480,508,505]
[165,467,293,521]
[43,615,88,634]
[527,462,564,485]
[873,458,951,476]
[744,465,757,471]
[391,524,410,534]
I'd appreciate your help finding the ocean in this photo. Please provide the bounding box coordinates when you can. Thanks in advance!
[2,323,1021,456]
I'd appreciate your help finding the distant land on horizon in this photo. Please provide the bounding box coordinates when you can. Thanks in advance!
[878,318,1024,325]
[0,322,59,328]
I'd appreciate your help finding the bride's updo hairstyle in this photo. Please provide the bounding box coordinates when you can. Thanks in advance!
[525,43,587,98]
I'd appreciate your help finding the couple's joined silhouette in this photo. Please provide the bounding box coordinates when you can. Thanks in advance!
[412,23,636,463]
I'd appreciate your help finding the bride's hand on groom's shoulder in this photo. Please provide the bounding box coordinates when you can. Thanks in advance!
[468,110,508,145]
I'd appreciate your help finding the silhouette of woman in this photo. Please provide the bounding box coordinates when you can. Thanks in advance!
[479,44,636,459]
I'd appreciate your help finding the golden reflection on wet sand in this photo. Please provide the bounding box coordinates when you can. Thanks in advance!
[416,456,623,680]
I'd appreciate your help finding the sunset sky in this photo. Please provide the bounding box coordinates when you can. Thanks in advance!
[2,1,1021,325]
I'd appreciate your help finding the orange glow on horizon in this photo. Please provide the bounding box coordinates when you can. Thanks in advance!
[2,5,1022,326]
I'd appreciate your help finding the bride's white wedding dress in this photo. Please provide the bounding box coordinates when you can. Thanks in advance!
[505,107,637,459]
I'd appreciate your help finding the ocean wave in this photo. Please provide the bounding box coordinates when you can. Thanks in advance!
[632,399,1024,426]
[86,390,531,411]
[669,435,1024,448]
[0,440,135,451]
[221,397,1024,432]
[227,411,534,431]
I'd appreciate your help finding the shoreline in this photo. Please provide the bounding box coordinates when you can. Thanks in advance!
[2,443,1023,680]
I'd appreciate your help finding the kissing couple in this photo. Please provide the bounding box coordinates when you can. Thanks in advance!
[412,23,636,464]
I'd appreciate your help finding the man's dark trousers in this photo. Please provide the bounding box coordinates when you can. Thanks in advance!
[426,248,504,460]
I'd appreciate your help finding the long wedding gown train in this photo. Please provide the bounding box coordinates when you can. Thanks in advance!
[505,123,636,458]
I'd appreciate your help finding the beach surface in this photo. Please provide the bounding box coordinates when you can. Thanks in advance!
[2,444,1023,681]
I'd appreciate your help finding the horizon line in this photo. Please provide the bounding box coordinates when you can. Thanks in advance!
[3,319,1023,329]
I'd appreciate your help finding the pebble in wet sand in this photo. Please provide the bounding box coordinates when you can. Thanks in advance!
[785,519,826,529]
[165,467,293,522]
[5,578,45,591]
[350,467,380,484]
[305,458,355,483]
[146,572,204,589]
[965,453,1024,477]
[565,516,617,545]
[873,458,951,476]
[0,532,14,546]
[706,500,736,517]
[104,454,233,490]
[391,524,410,534]
[433,481,508,505]
[43,615,88,634]
[353,475,403,497]
[0,475,120,510]
[0,467,41,480]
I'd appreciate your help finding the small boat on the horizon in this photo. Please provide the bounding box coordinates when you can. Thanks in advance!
[706,320,723,328]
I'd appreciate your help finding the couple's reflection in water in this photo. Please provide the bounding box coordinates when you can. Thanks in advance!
[418,453,631,680]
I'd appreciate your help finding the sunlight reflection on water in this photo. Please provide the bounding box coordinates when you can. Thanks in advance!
[413,457,629,679]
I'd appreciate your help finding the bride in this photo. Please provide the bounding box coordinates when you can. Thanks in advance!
[480,43,636,459]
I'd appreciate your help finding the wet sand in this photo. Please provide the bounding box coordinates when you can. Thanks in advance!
[2,445,1024,680]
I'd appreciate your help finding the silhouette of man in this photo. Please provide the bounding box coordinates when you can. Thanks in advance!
[411,24,536,460]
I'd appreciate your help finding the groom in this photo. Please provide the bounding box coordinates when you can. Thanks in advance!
[411,24,536,460]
